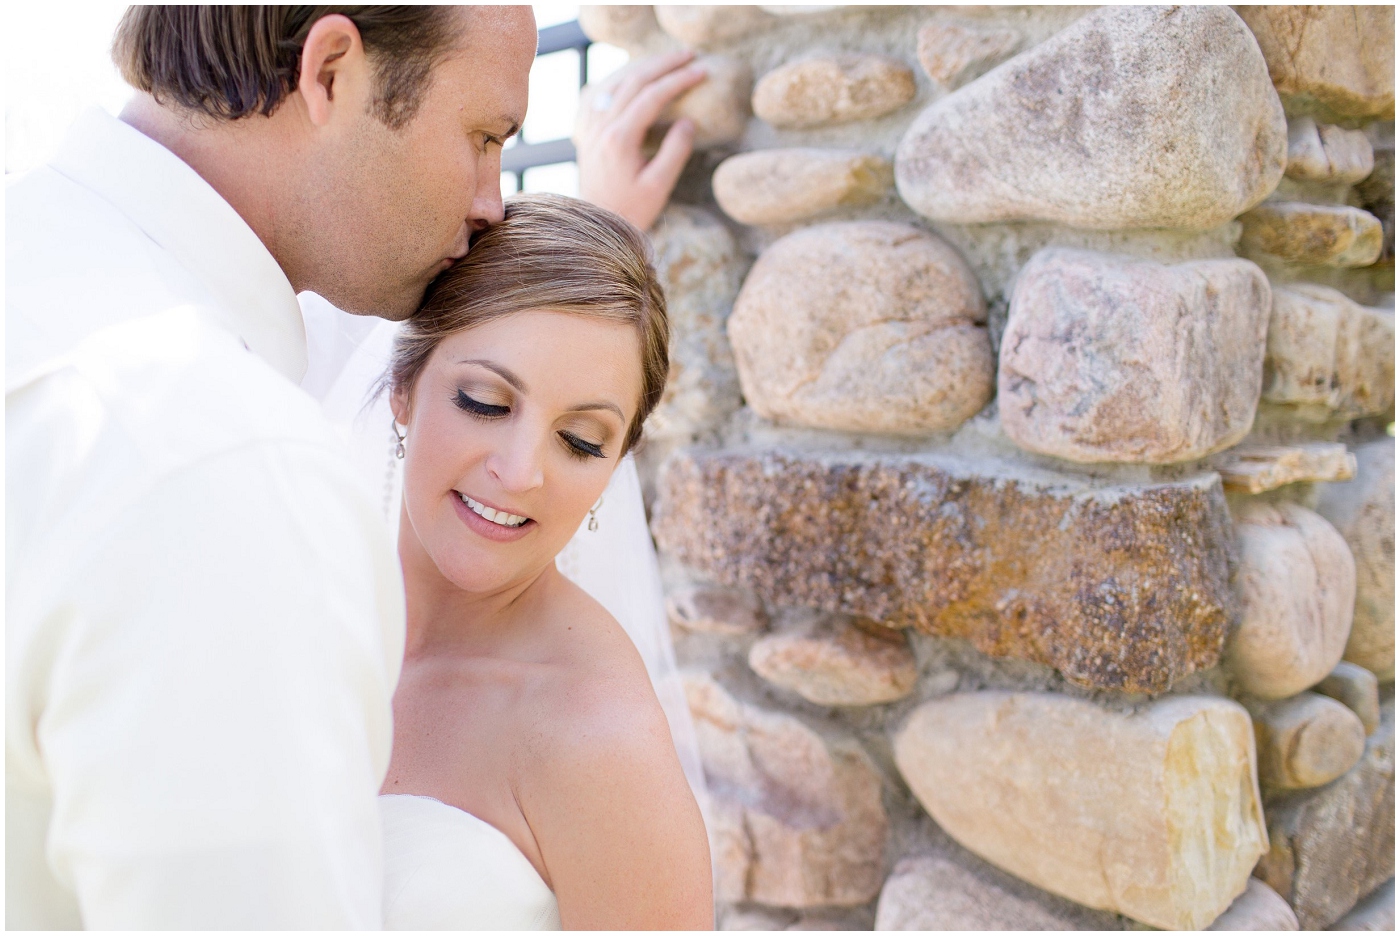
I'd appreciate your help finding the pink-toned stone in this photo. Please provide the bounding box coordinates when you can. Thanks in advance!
[727,221,992,436]
[915,22,1019,86]
[998,248,1271,464]
[1224,501,1356,700]
[748,612,917,706]
[1262,284,1395,421]
[1315,438,1396,681]
[685,673,889,908]
[712,149,892,226]
[753,55,916,129]
[896,6,1286,228]
[666,583,768,637]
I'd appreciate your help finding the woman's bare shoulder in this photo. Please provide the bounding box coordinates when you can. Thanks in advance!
[516,576,712,928]
[523,572,671,758]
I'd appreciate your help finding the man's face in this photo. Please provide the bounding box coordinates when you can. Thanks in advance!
[295,7,536,321]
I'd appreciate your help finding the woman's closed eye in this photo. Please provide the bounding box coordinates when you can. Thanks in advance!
[454,389,510,419]
[559,430,606,461]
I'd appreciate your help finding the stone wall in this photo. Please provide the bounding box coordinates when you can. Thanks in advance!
[580,5,1394,930]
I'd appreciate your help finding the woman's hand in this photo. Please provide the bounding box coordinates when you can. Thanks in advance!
[575,50,708,232]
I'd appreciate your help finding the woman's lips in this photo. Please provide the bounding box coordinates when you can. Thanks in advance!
[451,491,535,542]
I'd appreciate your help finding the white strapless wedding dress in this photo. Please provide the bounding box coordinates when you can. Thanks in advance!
[380,794,560,930]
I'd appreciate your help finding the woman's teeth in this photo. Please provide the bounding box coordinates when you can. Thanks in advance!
[460,493,529,528]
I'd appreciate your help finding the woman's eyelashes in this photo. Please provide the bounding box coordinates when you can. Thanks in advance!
[453,388,609,461]
[559,431,606,461]
[454,389,509,419]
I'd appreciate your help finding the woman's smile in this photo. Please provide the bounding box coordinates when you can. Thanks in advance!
[452,490,536,542]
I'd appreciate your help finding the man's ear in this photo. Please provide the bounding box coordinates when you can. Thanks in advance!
[297,14,372,128]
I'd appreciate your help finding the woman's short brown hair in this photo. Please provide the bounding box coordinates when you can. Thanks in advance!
[112,6,465,128]
[389,194,670,455]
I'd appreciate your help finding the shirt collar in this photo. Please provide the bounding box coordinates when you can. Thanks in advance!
[48,107,307,383]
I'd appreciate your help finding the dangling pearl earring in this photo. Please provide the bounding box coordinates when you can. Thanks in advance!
[392,419,406,459]
[587,495,604,532]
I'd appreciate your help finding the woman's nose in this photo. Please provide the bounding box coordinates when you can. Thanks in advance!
[485,431,545,494]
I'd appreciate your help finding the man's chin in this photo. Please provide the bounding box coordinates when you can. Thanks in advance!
[311,283,421,322]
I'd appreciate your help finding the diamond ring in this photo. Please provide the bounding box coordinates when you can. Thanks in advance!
[591,90,614,112]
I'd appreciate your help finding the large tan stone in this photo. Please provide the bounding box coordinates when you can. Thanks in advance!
[1285,117,1375,184]
[647,206,746,443]
[659,56,752,148]
[685,673,889,908]
[1315,438,1396,681]
[753,55,916,129]
[749,612,917,706]
[654,5,772,47]
[1252,692,1367,791]
[892,692,1268,930]
[653,449,1238,693]
[1225,502,1356,700]
[1240,203,1384,267]
[712,149,892,226]
[998,248,1272,464]
[577,5,660,47]
[1262,285,1395,421]
[895,6,1286,229]
[1236,6,1395,118]
[1256,702,1394,929]
[1315,662,1381,736]
[874,854,1087,931]
[1211,442,1356,494]
[727,222,992,436]
[915,21,1019,87]
[1208,878,1300,931]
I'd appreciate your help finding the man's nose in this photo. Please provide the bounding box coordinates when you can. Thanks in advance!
[471,153,507,229]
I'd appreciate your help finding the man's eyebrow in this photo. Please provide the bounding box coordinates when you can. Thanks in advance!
[457,359,526,392]
[568,401,626,421]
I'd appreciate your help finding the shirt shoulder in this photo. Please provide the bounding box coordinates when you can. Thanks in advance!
[6,166,209,383]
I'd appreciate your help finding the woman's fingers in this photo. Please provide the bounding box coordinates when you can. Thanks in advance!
[598,48,696,118]
[639,119,695,201]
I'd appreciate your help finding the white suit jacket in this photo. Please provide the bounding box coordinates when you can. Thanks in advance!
[6,107,405,929]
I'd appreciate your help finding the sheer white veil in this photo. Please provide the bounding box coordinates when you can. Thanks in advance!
[299,292,708,810]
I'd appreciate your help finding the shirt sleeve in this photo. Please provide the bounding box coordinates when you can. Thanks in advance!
[38,440,405,928]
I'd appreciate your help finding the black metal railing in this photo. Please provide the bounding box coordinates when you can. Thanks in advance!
[502,20,591,189]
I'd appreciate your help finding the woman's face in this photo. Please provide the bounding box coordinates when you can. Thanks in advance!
[393,309,643,595]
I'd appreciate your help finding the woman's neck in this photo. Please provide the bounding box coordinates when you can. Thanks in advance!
[396,505,563,658]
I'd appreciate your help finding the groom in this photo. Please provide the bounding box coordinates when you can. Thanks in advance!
[6,6,700,928]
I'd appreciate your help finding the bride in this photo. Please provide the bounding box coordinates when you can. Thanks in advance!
[355,193,712,929]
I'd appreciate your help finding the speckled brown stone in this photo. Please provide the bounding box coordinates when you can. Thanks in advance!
[653,448,1238,693]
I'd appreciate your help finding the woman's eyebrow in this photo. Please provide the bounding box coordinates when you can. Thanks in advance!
[568,401,625,421]
[456,359,526,392]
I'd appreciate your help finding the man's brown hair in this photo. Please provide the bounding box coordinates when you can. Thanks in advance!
[112,6,465,129]
[389,194,671,455]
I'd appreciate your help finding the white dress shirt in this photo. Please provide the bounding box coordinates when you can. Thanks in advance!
[6,108,406,929]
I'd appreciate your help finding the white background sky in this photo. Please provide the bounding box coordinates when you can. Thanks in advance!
[3,3,628,195]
